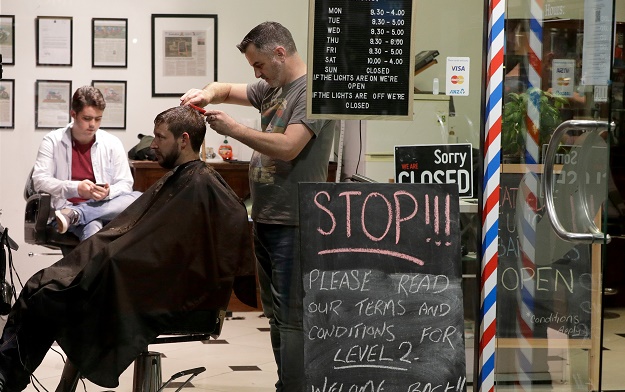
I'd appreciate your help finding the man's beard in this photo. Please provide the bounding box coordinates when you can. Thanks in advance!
[159,150,180,169]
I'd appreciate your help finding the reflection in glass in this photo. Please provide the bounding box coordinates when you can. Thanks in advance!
[498,1,612,390]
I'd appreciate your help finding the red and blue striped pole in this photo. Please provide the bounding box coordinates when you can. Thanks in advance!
[515,0,543,387]
[526,0,544,165]
[479,0,505,391]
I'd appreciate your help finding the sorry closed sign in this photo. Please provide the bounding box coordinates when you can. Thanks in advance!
[394,144,473,198]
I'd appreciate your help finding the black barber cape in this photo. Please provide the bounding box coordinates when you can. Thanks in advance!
[8,160,256,387]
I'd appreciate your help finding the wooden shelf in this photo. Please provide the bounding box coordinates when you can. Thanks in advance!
[497,337,591,349]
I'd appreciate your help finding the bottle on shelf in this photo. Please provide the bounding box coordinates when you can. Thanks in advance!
[448,126,457,143]
[206,146,216,159]
[218,137,233,161]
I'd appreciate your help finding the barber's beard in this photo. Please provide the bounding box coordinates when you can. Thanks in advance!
[265,59,285,88]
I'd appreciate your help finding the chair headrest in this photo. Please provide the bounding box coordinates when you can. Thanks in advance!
[24,167,35,201]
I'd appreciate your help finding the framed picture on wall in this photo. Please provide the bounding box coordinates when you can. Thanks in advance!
[92,18,128,68]
[36,16,73,66]
[151,14,218,97]
[0,15,15,65]
[35,80,72,129]
[92,80,127,129]
[0,79,15,128]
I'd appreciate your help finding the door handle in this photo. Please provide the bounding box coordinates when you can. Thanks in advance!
[542,120,611,244]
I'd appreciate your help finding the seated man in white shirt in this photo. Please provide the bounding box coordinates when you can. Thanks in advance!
[31,86,140,241]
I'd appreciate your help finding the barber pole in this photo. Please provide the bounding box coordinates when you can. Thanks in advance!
[515,0,543,387]
[479,0,504,391]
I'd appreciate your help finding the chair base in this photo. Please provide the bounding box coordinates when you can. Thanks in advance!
[54,360,80,392]
[53,310,224,392]
[132,351,163,392]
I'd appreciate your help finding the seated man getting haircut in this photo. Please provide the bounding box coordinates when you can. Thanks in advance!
[0,105,256,392]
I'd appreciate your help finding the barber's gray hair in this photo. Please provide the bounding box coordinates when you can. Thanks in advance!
[236,21,297,55]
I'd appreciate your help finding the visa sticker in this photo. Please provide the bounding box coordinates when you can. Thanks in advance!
[446,57,470,96]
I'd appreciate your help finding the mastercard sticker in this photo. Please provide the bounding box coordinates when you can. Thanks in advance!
[552,59,575,97]
[557,77,570,86]
[446,57,470,96]
[451,75,465,85]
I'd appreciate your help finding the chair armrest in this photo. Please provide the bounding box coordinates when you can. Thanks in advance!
[155,309,227,344]
[24,193,52,245]
[24,193,80,249]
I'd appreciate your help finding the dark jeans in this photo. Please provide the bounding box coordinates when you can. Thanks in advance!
[253,222,304,392]
[0,316,54,391]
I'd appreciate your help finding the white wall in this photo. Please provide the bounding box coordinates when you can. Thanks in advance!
[0,0,489,285]
[0,0,312,282]
[618,0,625,21]
[410,0,484,147]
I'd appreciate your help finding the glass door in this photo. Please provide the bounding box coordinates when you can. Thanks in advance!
[498,0,615,390]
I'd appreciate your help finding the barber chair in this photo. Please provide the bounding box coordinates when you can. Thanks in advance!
[132,309,226,392]
[23,170,80,254]
[56,308,227,392]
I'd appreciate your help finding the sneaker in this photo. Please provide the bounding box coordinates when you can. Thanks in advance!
[54,208,79,234]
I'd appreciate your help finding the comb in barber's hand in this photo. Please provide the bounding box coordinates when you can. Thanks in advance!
[189,104,207,115]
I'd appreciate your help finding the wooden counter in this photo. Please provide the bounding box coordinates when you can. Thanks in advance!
[131,159,337,196]
[129,160,251,198]
[129,159,338,312]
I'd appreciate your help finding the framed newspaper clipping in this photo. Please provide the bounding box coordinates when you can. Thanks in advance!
[0,15,15,66]
[92,18,128,68]
[0,79,14,129]
[92,80,127,129]
[35,80,72,129]
[151,14,218,97]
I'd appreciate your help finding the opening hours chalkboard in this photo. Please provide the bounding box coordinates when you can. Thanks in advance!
[299,182,466,392]
[307,0,416,120]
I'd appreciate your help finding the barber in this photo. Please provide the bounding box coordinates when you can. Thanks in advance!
[181,21,338,392]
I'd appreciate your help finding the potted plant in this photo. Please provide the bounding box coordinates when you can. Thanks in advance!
[501,87,567,163]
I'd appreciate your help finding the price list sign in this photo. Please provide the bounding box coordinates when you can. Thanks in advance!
[307,0,416,119]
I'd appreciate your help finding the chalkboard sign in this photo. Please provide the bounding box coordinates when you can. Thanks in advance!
[299,183,466,391]
[497,171,592,339]
[394,144,474,198]
[307,0,416,119]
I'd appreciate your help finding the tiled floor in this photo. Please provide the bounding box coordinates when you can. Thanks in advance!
[10,309,625,391]
[599,308,625,391]
[23,312,278,392]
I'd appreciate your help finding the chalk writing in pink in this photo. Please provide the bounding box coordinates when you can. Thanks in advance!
[434,195,440,235]
[394,191,418,244]
[445,194,451,236]
[314,191,337,236]
[313,189,452,248]
[319,248,425,266]
[362,192,392,241]
[339,190,362,237]
[425,194,430,225]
